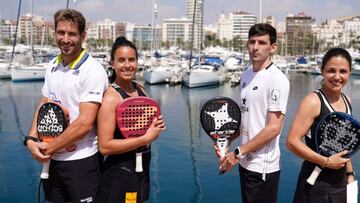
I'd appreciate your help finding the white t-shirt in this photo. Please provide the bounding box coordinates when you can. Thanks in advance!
[239,63,290,174]
[41,51,108,161]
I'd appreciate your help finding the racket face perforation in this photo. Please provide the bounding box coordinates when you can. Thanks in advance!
[200,97,241,141]
[116,97,161,138]
[315,112,360,157]
[37,103,68,140]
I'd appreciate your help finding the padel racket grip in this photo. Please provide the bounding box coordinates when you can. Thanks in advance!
[40,160,50,179]
[217,138,229,158]
[306,166,322,185]
[217,138,228,175]
[135,152,143,173]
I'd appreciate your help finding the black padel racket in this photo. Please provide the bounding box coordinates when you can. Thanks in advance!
[116,96,161,172]
[307,112,360,185]
[200,97,241,174]
[37,102,69,179]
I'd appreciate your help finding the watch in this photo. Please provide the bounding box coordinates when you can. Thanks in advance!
[346,171,356,178]
[23,136,39,146]
[234,147,245,159]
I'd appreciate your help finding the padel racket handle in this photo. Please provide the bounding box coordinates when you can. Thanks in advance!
[217,138,229,159]
[217,137,229,175]
[306,166,322,185]
[135,152,143,173]
[40,160,50,179]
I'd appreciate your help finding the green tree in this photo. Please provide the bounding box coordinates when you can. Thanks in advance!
[233,35,243,52]
[204,33,220,48]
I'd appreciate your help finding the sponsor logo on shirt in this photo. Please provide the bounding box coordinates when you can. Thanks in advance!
[72,69,80,75]
[246,153,253,161]
[66,144,77,152]
[89,91,101,95]
[271,89,280,102]
[49,92,62,104]
[240,98,248,112]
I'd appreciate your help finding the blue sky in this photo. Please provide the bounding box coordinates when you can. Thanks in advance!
[0,0,359,24]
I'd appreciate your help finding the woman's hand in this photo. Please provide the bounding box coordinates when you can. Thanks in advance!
[143,115,166,144]
[325,150,349,169]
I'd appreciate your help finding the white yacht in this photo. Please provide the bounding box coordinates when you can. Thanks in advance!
[143,65,173,84]
[224,57,243,71]
[143,58,183,84]
[11,63,47,82]
[182,64,221,88]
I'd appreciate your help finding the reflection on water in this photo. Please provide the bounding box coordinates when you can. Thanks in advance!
[1,74,360,202]
[0,81,43,203]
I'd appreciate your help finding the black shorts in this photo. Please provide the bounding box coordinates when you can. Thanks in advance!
[98,152,151,203]
[43,152,103,203]
[293,163,346,203]
[239,165,280,203]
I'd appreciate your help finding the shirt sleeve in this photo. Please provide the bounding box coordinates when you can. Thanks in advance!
[79,64,109,103]
[268,74,290,114]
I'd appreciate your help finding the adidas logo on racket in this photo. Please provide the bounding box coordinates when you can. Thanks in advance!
[37,107,65,134]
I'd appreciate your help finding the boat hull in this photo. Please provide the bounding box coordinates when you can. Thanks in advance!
[11,68,46,82]
[182,70,219,88]
[143,69,172,84]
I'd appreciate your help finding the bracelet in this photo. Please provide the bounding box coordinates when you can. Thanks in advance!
[23,136,39,146]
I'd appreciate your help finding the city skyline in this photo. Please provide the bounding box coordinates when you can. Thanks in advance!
[0,0,359,25]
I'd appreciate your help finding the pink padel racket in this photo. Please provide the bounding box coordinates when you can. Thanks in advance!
[116,96,161,172]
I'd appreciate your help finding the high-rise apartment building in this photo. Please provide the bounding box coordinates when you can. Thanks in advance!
[286,12,315,55]
[87,19,126,42]
[186,0,204,50]
[162,17,192,47]
[218,11,257,42]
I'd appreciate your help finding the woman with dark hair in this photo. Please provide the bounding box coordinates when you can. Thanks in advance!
[97,36,165,203]
[287,47,356,203]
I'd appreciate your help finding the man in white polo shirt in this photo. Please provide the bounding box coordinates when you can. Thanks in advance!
[23,9,108,203]
[219,23,290,203]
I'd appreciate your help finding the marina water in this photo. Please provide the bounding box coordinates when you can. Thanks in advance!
[1,73,360,202]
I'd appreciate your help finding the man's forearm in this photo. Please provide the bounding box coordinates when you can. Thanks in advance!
[45,119,93,155]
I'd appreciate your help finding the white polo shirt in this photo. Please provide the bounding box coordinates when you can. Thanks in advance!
[41,51,108,161]
[239,63,290,174]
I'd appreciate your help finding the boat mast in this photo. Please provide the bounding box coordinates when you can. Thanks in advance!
[189,0,197,69]
[259,0,262,23]
[150,0,157,53]
[30,0,34,56]
[10,0,22,63]
[0,11,2,46]
[198,0,202,66]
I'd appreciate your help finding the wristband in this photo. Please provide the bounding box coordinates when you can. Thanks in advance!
[346,171,356,178]
[23,136,39,146]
